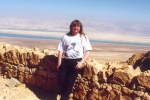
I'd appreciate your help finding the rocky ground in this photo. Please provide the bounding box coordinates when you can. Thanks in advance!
[0,77,57,100]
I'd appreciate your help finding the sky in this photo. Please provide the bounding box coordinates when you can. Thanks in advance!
[0,0,150,22]
[0,0,150,39]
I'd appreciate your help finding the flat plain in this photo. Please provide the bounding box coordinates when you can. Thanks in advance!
[0,36,149,62]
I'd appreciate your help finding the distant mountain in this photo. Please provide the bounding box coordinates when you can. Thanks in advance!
[0,16,150,37]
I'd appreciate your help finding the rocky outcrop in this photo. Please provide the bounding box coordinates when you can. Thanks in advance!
[0,43,150,100]
[127,51,150,72]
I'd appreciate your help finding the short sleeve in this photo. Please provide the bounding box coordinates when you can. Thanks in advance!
[82,35,92,51]
[57,37,64,52]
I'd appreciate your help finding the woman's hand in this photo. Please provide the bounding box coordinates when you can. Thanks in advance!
[75,50,90,69]
[75,61,83,69]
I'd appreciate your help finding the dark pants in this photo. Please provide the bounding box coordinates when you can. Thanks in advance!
[58,58,81,100]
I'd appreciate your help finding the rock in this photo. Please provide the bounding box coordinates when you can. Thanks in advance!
[137,71,150,90]
[137,86,145,92]
[6,78,20,88]
[127,51,150,71]
[108,70,133,86]
[133,91,144,97]
[122,87,133,95]
[88,88,99,100]
[142,93,150,100]
[99,70,107,82]
[1,43,150,100]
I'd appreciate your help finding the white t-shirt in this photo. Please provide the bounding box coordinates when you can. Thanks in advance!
[57,33,92,59]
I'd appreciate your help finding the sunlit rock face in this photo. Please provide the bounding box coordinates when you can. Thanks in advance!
[127,51,150,72]
[0,43,150,100]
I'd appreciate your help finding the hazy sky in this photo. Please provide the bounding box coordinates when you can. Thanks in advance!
[1,0,150,23]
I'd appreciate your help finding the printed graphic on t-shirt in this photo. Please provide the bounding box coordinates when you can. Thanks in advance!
[64,42,82,58]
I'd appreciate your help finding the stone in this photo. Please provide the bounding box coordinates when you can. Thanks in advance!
[99,70,107,82]
[6,78,20,88]
[127,51,150,71]
[122,87,133,95]
[137,86,145,92]
[142,93,150,100]
[133,91,144,97]
[108,71,133,86]
[1,43,150,100]
[137,71,150,90]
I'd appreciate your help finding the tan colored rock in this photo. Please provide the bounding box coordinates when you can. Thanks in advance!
[29,68,36,74]
[88,88,99,100]
[91,59,105,71]
[105,85,112,94]
[18,71,25,83]
[99,89,110,100]
[127,53,144,66]
[26,52,41,68]
[122,87,133,95]
[137,71,150,90]
[91,75,98,82]
[106,68,113,76]
[19,53,28,66]
[0,49,6,61]
[2,43,150,100]
[127,51,150,72]
[6,49,20,64]
[83,63,93,80]
[90,81,99,88]
[122,95,132,100]
[142,93,150,100]
[99,70,107,82]
[92,66,98,75]
[108,71,133,86]
[108,61,128,69]
[17,64,25,72]
[107,89,117,100]
[134,97,141,100]
[137,86,145,92]
[133,91,144,97]
[73,87,87,100]
[112,84,121,91]
[2,43,11,50]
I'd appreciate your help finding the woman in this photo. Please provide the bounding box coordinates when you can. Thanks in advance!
[57,19,92,100]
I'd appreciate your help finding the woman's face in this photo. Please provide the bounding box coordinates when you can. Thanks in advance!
[72,24,80,35]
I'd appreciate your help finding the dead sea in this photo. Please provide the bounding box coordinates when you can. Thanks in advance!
[0,35,149,62]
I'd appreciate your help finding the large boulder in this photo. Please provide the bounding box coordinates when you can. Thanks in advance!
[127,51,150,72]
[137,70,150,90]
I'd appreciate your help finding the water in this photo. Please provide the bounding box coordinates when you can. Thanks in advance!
[0,32,150,46]
[0,32,61,40]
[90,39,150,46]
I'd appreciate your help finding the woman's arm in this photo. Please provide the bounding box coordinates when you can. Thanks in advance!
[57,51,63,71]
[75,50,90,69]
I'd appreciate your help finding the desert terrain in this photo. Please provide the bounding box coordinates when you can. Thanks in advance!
[0,36,149,62]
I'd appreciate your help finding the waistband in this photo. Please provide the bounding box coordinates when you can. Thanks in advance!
[63,58,82,60]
